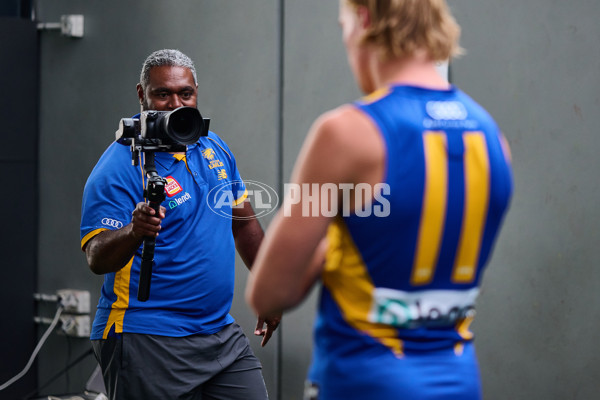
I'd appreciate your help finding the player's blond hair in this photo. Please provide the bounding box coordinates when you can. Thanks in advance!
[346,0,464,61]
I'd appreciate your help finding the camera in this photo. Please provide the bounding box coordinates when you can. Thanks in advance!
[113,107,210,301]
[116,106,209,153]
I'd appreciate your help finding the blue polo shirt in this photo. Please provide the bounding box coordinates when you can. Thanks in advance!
[80,131,247,340]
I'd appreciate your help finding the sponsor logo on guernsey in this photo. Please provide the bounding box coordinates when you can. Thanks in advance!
[426,101,468,121]
[368,287,479,329]
[423,100,478,130]
[165,176,183,197]
[168,192,192,210]
[101,218,123,229]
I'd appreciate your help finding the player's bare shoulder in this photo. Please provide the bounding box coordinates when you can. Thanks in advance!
[313,104,384,180]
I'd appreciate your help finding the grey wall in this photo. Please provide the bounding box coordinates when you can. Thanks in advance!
[451,1,600,399]
[27,0,600,399]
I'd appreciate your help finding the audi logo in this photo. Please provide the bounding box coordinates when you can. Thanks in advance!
[101,218,124,229]
[426,101,468,121]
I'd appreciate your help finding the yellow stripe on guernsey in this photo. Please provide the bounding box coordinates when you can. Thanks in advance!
[359,86,392,105]
[411,132,448,286]
[80,228,108,250]
[233,188,248,206]
[102,256,134,339]
[452,132,490,283]
[454,311,475,355]
[323,218,404,357]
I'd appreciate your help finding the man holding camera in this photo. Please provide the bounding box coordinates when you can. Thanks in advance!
[80,49,277,399]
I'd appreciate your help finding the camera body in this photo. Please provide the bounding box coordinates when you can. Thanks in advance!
[116,106,209,153]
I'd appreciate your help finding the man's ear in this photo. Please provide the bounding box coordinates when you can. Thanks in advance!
[136,83,144,105]
[356,5,370,29]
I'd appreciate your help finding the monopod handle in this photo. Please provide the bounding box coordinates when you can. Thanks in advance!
[137,198,163,302]
[137,237,155,302]
[137,151,166,302]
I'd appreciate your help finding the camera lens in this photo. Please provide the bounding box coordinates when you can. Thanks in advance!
[163,107,203,145]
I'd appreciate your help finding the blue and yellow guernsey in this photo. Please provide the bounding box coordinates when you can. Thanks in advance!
[80,129,247,340]
[308,85,512,398]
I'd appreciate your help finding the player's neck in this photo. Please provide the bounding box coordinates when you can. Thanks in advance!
[369,50,450,92]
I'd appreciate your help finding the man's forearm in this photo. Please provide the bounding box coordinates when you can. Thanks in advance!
[233,218,264,269]
[231,201,264,269]
[85,224,144,275]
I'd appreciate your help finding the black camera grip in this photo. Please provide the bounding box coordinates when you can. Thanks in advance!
[138,238,155,302]
[137,199,161,302]
[137,156,166,302]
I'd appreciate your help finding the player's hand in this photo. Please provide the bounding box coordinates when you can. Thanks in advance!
[130,202,166,239]
[254,313,282,347]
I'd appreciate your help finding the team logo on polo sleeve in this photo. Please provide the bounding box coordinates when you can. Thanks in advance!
[165,176,183,197]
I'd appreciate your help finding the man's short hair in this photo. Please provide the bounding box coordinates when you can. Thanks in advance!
[346,0,464,61]
[140,49,198,88]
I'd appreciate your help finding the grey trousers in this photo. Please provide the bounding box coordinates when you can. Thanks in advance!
[92,322,268,400]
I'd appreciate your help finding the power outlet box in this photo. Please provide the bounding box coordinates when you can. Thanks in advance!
[60,314,91,337]
[57,289,91,314]
[60,15,84,37]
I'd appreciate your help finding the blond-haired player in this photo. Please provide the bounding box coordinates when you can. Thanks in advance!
[247,1,512,398]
